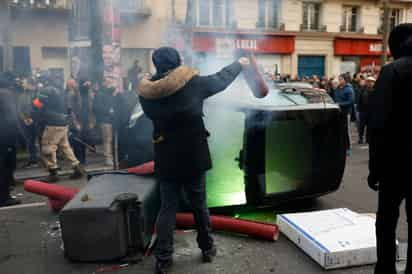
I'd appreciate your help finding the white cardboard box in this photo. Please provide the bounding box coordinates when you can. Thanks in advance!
[277,208,377,269]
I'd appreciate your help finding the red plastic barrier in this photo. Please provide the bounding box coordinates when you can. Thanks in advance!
[48,198,68,212]
[176,213,279,241]
[243,55,269,98]
[127,161,155,175]
[24,180,79,202]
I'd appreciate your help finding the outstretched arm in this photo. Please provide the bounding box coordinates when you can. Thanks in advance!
[198,59,247,99]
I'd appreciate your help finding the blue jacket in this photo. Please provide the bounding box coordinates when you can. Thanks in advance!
[333,83,354,114]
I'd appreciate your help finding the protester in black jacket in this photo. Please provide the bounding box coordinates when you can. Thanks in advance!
[0,76,21,207]
[357,77,374,144]
[93,77,117,167]
[35,85,84,182]
[368,23,412,274]
[138,47,249,274]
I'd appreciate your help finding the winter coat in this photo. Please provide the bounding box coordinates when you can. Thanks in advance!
[36,87,68,127]
[333,83,354,115]
[0,88,19,147]
[138,62,242,179]
[93,87,116,125]
[17,89,36,121]
[356,86,372,113]
[368,28,412,188]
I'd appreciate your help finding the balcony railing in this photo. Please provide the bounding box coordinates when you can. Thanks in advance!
[340,25,364,33]
[300,24,327,32]
[10,0,151,16]
[10,0,70,10]
[256,21,285,31]
[118,0,151,17]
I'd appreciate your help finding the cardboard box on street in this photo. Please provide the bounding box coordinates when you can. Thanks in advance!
[277,208,377,270]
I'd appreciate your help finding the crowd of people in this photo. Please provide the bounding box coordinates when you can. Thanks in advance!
[0,61,145,206]
[267,70,378,154]
[0,61,378,204]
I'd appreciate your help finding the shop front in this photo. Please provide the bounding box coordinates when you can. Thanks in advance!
[191,30,295,75]
[334,37,387,74]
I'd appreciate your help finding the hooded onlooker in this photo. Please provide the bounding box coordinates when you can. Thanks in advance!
[333,74,354,154]
[356,77,374,144]
[138,47,249,274]
[0,75,21,207]
[127,60,143,91]
[368,23,412,274]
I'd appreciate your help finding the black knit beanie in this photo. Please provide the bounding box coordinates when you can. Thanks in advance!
[389,23,412,59]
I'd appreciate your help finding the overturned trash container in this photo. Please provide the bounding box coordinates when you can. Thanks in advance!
[60,173,159,262]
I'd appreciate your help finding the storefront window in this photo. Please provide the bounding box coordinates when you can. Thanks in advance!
[302,2,321,31]
[257,0,280,29]
[342,6,359,32]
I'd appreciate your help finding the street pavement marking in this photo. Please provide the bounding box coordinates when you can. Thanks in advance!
[0,202,46,211]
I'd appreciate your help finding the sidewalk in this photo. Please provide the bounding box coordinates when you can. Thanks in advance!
[14,150,113,181]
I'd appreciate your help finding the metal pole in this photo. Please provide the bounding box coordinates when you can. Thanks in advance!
[381,0,390,65]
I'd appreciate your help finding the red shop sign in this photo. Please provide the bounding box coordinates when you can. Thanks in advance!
[335,38,389,56]
[192,33,295,54]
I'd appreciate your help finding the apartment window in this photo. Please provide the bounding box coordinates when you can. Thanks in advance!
[41,47,68,59]
[13,46,31,77]
[257,0,280,29]
[197,0,234,27]
[389,9,402,30]
[380,8,402,33]
[69,0,91,41]
[302,2,321,31]
[342,6,359,32]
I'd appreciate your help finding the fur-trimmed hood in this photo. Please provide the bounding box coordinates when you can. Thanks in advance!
[138,66,199,100]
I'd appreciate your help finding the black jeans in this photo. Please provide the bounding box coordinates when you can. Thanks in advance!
[375,186,412,274]
[154,173,213,262]
[358,112,368,142]
[0,145,16,202]
[23,124,38,162]
[69,136,86,165]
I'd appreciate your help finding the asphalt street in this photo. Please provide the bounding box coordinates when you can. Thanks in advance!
[0,143,408,274]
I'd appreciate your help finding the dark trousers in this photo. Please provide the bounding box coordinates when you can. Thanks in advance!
[154,173,213,262]
[23,124,38,162]
[342,113,351,150]
[358,112,368,142]
[69,133,86,165]
[0,145,16,202]
[375,186,412,274]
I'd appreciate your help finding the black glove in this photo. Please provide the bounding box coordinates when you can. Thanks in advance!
[368,174,379,191]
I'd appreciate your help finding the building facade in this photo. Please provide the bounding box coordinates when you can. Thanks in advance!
[173,0,412,77]
[0,0,169,80]
[1,0,412,80]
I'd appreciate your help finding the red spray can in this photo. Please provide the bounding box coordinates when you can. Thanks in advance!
[242,54,269,98]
